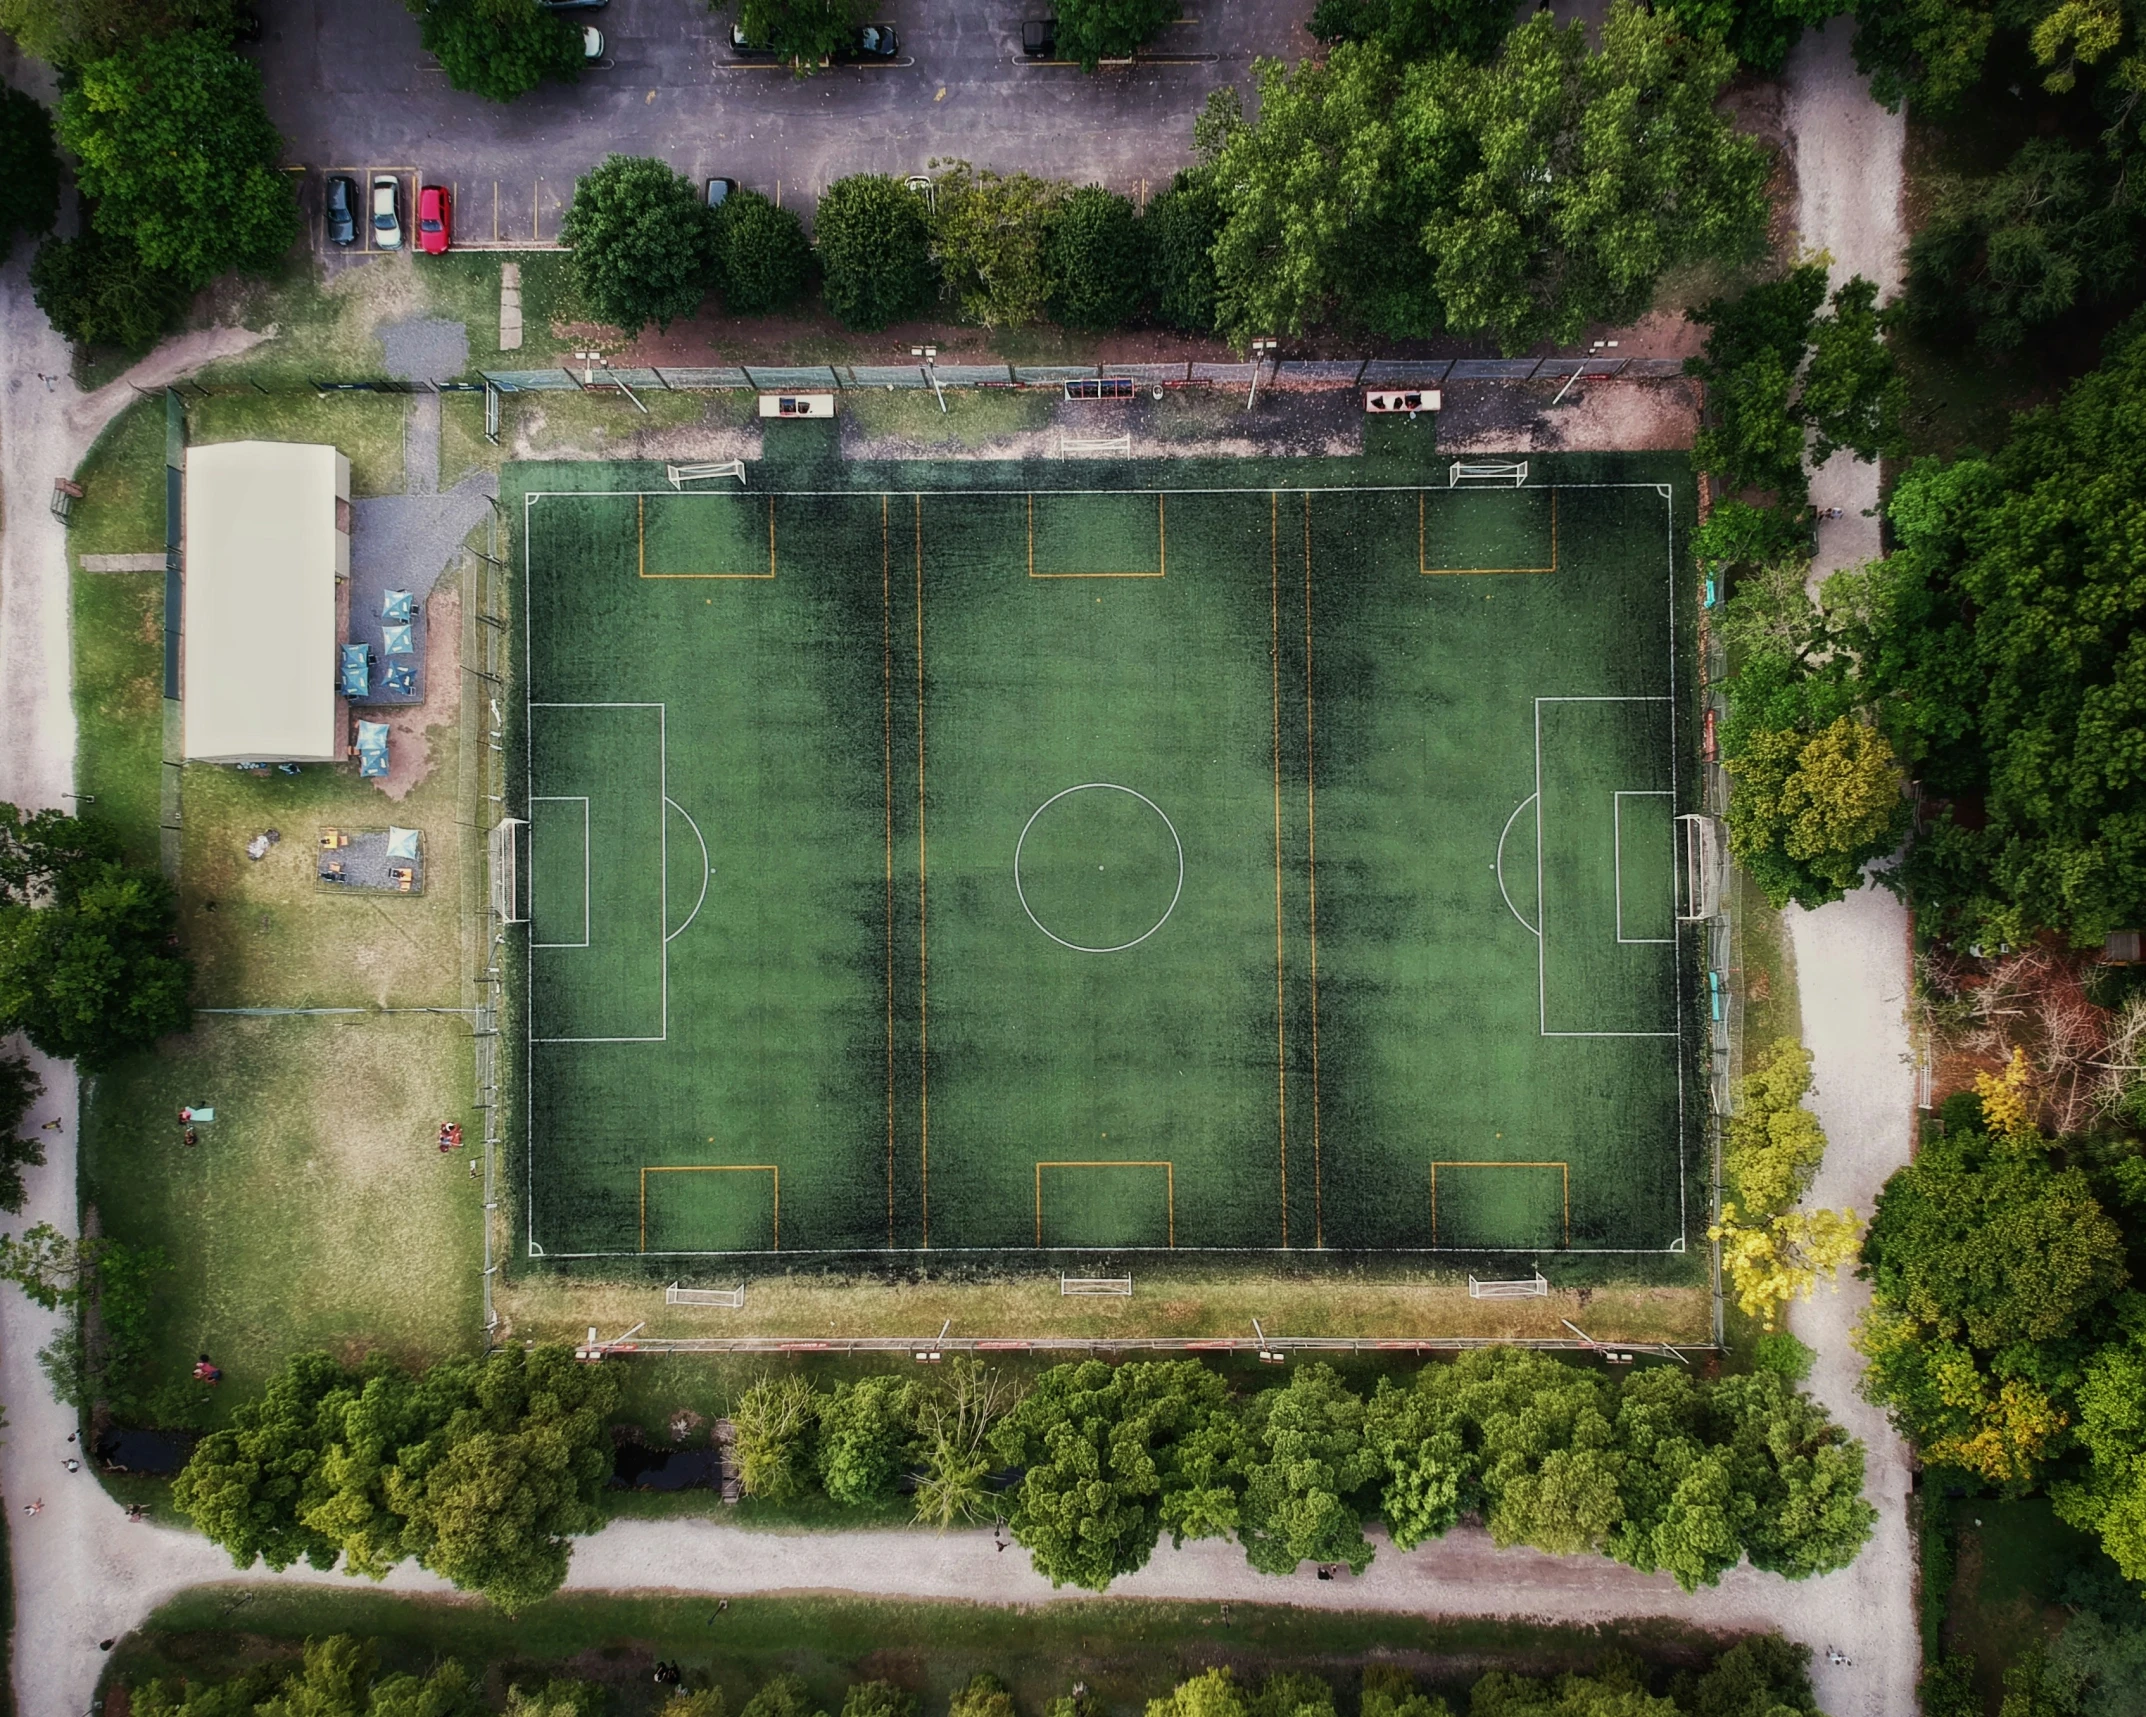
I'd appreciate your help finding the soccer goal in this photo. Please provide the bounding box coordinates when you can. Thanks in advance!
[1058,433,1133,457]
[666,1282,745,1308]
[488,816,525,923]
[1676,812,1727,922]
[667,461,747,488]
[1449,460,1529,488]
[1060,1274,1133,1296]
[1469,1272,1550,1299]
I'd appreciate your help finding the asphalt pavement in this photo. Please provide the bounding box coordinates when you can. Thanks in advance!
[259,0,1313,251]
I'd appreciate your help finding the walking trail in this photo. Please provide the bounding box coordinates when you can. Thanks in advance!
[0,31,1916,1713]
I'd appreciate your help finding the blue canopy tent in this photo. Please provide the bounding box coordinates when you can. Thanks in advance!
[381,589,415,623]
[383,662,416,695]
[381,622,415,656]
[356,721,390,778]
[339,643,370,698]
[385,827,421,861]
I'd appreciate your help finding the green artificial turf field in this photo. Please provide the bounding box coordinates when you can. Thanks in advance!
[512,449,1694,1260]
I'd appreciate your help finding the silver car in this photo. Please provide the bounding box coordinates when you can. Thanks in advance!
[371,175,402,250]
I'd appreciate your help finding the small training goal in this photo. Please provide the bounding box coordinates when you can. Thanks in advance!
[1449,460,1529,488]
[489,816,525,923]
[666,1282,745,1308]
[1060,1274,1132,1296]
[1676,813,1727,922]
[1469,1272,1550,1299]
[1058,433,1133,457]
[667,461,747,488]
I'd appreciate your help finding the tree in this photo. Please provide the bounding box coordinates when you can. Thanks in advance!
[1801,276,1907,465]
[560,155,716,336]
[1711,1202,1864,1329]
[815,1375,919,1507]
[1469,1660,1680,1717]
[1145,172,1222,334]
[0,1055,46,1214]
[1047,185,1147,331]
[174,1350,354,1573]
[734,0,868,69]
[1053,0,1177,70]
[407,0,582,104]
[29,228,193,352]
[992,1359,1242,1589]
[1236,1362,1381,1575]
[1725,716,1909,909]
[2051,1320,2146,1584]
[1672,1632,1822,1715]
[914,1358,1020,1529]
[59,31,299,291]
[840,1685,913,1717]
[1147,1669,1249,1717]
[0,0,248,65]
[949,1677,1016,1717]
[0,89,60,264]
[730,1372,820,1503]
[742,1676,827,1717]
[929,160,1065,329]
[0,857,193,1066]
[814,174,936,331]
[1724,1039,1828,1216]
[713,188,811,315]
[1308,0,1514,63]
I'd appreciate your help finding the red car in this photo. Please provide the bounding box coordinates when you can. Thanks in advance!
[418,185,452,255]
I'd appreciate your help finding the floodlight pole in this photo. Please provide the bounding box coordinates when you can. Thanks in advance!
[1550,338,1618,409]
[1246,338,1278,412]
[913,344,946,414]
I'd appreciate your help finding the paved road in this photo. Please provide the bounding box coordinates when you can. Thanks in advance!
[258,0,1310,250]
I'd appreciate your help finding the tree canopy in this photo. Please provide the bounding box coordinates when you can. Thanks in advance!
[813,174,936,330]
[0,0,247,65]
[1308,0,1516,64]
[408,0,583,104]
[0,89,61,264]
[929,161,1066,329]
[1053,0,1178,71]
[713,188,811,315]
[1047,185,1149,332]
[734,0,868,68]
[560,155,717,336]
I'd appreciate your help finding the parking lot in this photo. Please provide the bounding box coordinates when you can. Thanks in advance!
[263,0,1310,258]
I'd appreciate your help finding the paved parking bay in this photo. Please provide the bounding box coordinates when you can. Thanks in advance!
[261,0,1312,253]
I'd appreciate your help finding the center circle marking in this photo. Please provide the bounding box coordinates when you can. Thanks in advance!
[1014,783,1184,954]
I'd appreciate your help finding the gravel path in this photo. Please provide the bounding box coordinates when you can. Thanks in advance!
[1776,22,1918,1717]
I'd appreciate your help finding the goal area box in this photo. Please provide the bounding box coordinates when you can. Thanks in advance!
[512,458,1696,1262]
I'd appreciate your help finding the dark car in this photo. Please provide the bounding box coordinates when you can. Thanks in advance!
[706,177,738,208]
[728,22,780,57]
[837,22,899,57]
[325,174,357,246]
[1021,18,1056,56]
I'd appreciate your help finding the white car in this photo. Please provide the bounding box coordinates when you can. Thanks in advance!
[583,24,605,58]
[371,175,402,250]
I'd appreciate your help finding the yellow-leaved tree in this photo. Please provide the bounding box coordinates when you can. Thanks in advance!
[1712,1203,1864,1329]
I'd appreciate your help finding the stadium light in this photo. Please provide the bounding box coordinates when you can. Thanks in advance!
[912,344,947,415]
[1246,338,1278,412]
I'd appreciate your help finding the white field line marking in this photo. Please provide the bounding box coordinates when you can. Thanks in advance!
[1495,794,1540,936]
[665,796,711,944]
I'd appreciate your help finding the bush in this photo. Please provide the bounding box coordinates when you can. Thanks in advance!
[1308,0,1515,62]
[931,161,1065,328]
[715,189,811,314]
[560,154,717,335]
[408,0,582,102]
[1145,173,1222,333]
[1047,185,1148,331]
[1752,1330,1817,1381]
[731,1373,820,1502]
[30,228,193,354]
[735,0,869,67]
[0,88,60,263]
[814,174,935,330]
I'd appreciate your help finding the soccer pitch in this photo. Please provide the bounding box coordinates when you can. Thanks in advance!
[513,453,1696,1260]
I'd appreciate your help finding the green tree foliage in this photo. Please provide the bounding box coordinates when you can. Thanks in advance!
[1359,1666,1452,1717]
[814,174,936,331]
[1053,0,1177,70]
[930,161,1065,328]
[1146,1669,1248,1717]
[1237,1362,1382,1575]
[1670,1634,1822,1716]
[173,1347,619,1608]
[992,1359,1242,1589]
[1653,0,1830,74]
[407,0,583,104]
[0,0,247,65]
[1047,185,1148,331]
[714,188,812,315]
[504,1682,603,1717]
[840,1685,914,1717]
[1144,171,1222,333]
[59,31,299,291]
[1869,328,2146,946]
[731,1372,820,1503]
[0,89,60,263]
[1725,716,1909,908]
[815,1375,919,1507]
[948,1676,1016,1717]
[734,0,868,69]
[1467,1657,1680,1717]
[1802,277,1908,465]
[560,155,716,336]
[1902,141,2140,353]
[0,1054,46,1214]
[1307,0,1514,62]
[29,227,193,352]
[913,1358,1020,1528]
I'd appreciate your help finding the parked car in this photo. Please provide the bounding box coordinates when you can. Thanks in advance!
[706,177,737,208]
[837,22,898,58]
[583,23,606,57]
[418,184,452,255]
[1022,18,1056,56]
[904,173,936,213]
[371,175,402,250]
[729,23,779,57]
[537,0,606,8]
[325,174,357,246]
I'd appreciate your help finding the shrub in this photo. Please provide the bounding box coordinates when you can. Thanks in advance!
[1047,185,1148,331]
[814,174,935,330]
[715,188,812,314]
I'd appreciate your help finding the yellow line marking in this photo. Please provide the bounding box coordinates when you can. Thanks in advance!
[1035,1161,1175,1247]
[1026,492,1168,576]
[1303,492,1324,1248]
[635,493,779,577]
[1269,492,1287,1248]
[640,1165,780,1252]
[916,494,931,1247]
[882,495,895,1247]
[1428,1161,1570,1248]
[1418,489,1559,575]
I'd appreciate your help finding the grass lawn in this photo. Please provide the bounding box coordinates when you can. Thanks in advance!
[842,387,1058,450]
[107,1589,1737,1713]
[82,1011,483,1424]
[1935,1495,2104,1708]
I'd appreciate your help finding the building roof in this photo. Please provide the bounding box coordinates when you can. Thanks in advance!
[181,441,350,763]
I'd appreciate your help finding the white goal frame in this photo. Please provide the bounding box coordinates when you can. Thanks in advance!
[666,1282,745,1307]
[489,816,526,923]
[1059,433,1133,458]
[1060,1274,1133,1296]
[667,461,747,488]
[1469,1272,1550,1299]
[1676,812,1727,922]
[1449,460,1529,488]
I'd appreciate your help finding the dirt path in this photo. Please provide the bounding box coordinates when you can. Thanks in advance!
[1775,21,1918,1717]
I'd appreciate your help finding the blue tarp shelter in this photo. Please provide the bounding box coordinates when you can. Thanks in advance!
[384,662,416,695]
[381,622,415,656]
[381,589,415,623]
[356,721,390,778]
[386,827,421,861]
[339,643,369,698]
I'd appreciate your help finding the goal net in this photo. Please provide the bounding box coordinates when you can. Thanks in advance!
[668,461,747,488]
[1468,1272,1550,1299]
[1677,813,1727,922]
[489,816,525,923]
[1059,433,1133,457]
[666,1282,745,1308]
[1449,460,1529,488]
[1060,1274,1132,1296]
